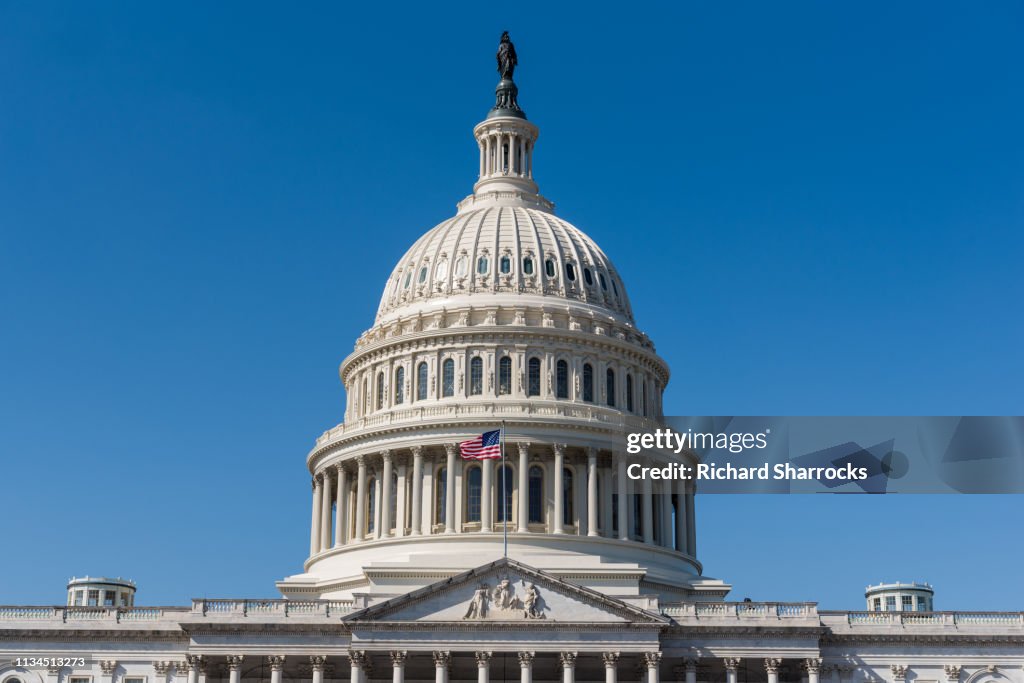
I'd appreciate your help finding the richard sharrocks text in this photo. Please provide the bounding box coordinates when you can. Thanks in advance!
[627,461,869,481]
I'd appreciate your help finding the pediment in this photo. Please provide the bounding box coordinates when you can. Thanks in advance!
[343,558,668,625]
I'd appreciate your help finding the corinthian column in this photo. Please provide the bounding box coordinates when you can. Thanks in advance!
[476,652,491,683]
[390,651,406,683]
[226,657,243,683]
[267,657,285,683]
[603,653,619,683]
[310,656,326,683]
[616,453,629,540]
[587,449,599,536]
[348,651,367,683]
[152,663,170,683]
[354,455,367,541]
[765,659,780,683]
[675,472,688,553]
[517,442,530,532]
[724,659,740,683]
[643,652,661,683]
[553,444,565,533]
[310,475,323,555]
[380,450,393,536]
[320,469,333,551]
[335,466,347,547]
[641,469,654,544]
[807,659,822,683]
[433,652,451,683]
[560,652,577,683]
[444,444,457,533]
[411,446,424,535]
[518,652,534,683]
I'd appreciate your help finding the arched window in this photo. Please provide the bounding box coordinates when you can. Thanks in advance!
[611,279,619,296]
[376,372,385,410]
[599,272,607,290]
[500,255,511,274]
[565,262,576,281]
[497,464,514,523]
[394,367,405,404]
[527,357,541,397]
[418,266,428,283]
[529,466,544,523]
[367,477,377,535]
[435,468,447,525]
[404,271,412,288]
[606,368,616,407]
[582,363,594,402]
[436,259,448,280]
[626,374,634,412]
[417,361,428,401]
[466,466,482,523]
[498,356,512,395]
[454,256,468,277]
[469,356,483,395]
[563,468,574,526]
[442,359,455,397]
[523,257,534,275]
[583,268,593,286]
[545,259,556,277]
[556,359,569,399]
[477,256,489,274]
[361,377,368,416]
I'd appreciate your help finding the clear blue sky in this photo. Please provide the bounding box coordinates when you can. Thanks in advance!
[2,2,1022,609]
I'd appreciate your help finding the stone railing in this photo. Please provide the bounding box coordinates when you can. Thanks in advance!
[191,599,355,617]
[0,606,189,623]
[662,602,818,620]
[835,611,1024,626]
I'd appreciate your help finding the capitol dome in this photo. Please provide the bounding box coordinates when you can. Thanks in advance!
[279,40,729,605]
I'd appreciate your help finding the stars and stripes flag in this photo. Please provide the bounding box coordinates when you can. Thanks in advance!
[459,428,503,460]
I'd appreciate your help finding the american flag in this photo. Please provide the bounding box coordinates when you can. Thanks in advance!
[459,429,503,460]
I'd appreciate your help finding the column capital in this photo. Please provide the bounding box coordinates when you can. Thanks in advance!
[356,454,367,467]
[152,663,172,677]
[311,475,320,490]
[553,443,566,456]
[310,656,327,672]
[226,657,244,672]
[348,651,368,668]
[185,655,206,673]
[174,661,190,676]
[643,652,662,669]
[723,659,741,673]
[432,651,451,669]
[100,662,118,677]
[518,442,531,455]
[444,443,458,457]
[335,462,348,475]
[891,666,908,681]
[559,652,578,668]
[602,653,620,668]
[390,651,407,666]
[517,652,535,667]
[475,652,492,666]
[765,660,781,674]
[381,449,393,463]
[411,445,424,457]
[806,659,822,674]
[944,666,962,682]
[266,656,285,672]
[586,446,597,458]
[682,659,698,673]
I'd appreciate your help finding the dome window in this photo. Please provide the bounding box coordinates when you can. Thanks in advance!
[418,266,428,284]
[556,360,569,399]
[523,257,534,275]
[500,255,511,274]
[417,361,428,401]
[469,357,483,395]
[498,356,512,395]
[544,259,556,277]
[442,359,455,397]
[582,363,594,403]
[606,368,616,408]
[527,357,541,397]
[611,279,619,296]
[454,256,468,277]
[583,268,593,286]
[565,263,576,281]
[404,271,412,289]
[394,367,405,405]
[599,273,607,290]
[436,260,448,280]
[477,256,489,275]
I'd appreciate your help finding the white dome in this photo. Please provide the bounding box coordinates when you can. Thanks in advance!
[377,206,634,326]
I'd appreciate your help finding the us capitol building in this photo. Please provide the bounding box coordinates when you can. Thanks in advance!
[2,33,1021,683]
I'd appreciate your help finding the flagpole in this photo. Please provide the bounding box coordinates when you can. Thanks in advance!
[501,420,507,559]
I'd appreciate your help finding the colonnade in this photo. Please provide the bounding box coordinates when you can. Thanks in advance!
[478,128,533,179]
[309,445,696,559]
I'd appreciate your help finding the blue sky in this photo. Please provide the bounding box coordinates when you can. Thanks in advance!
[1,2,1022,609]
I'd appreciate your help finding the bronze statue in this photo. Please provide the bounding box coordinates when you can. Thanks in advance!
[497,31,518,81]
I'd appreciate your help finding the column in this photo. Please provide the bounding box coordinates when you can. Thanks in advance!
[642,470,654,544]
[335,466,347,546]
[518,652,534,683]
[310,475,323,555]
[396,457,407,537]
[519,138,526,176]
[310,656,326,683]
[267,657,285,683]
[320,469,333,551]
[603,653,619,683]
[185,656,200,683]
[381,450,393,536]
[518,442,530,532]
[765,659,780,683]
[661,478,673,547]
[373,473,383,538]
[481,457,494,532]
[100,660,117,683]
[807,659,822,683]
[433,652,451,683]
[587,449,599,536]
[348,651,367,683]
[355,455,368,541]
[561,652,577,683]
[445,444,457,533]
[553,444,565,533]
[152,663,170,683]
[476,652,491,683]
[391,651,406,683]
[675,473,688,553]
[684,659,698,683]
[226,657,243,683]
[617,454,629,540]
[600,466,613,537]
[724,659,740,683]
[479,141,485,178]
[685,480,697,556]
[411,447,424,535]
[644,652,661,683]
